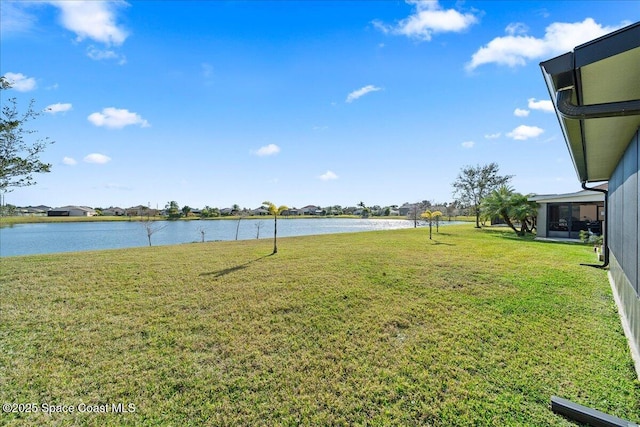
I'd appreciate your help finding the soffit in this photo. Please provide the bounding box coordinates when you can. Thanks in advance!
[579,46,640,181]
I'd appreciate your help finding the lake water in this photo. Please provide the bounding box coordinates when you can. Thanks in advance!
[0,218,450,257]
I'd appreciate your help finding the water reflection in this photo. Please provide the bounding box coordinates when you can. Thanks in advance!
[0,218,459,257]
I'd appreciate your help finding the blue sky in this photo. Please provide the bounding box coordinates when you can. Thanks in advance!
[1,1,637,210]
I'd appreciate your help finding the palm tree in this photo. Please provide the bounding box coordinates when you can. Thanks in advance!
[510,193,538,235]
[480,185,519,234]
[263,201,289,254]
[421,210,443,240]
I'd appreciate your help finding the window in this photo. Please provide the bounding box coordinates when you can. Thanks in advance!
[547,202,603,238]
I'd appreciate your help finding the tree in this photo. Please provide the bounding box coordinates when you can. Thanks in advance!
[1,77,54,194]
[406,203,424,228]
[141,218,167,246]
[254,221,263,239]
[197,226,206,243]
[263,201,288,254]
[509,193,538,235]
[445,202,458,221]
[234,212,244,240]
[480,185,519,234]
[481,186,537,236]
[421,210,443,240]
[181,205,192,217]
[452,163,513,228]
[165,201,180,219]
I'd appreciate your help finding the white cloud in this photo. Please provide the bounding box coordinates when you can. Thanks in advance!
[83,153,111,164]
[319,170,339,181]
[507,125,544,140]
[0,1,37,35]
[49,0,128,46]
[467,18,622,70]
[514,108,530,117]
[2,72,37,92]
[461,141,475,148]
[346,85,381,103]
[373,0,478,41]
[505,22,528,36]
[62,157,77,165]
[528,98,554,113]
[484,132,501,139]
[87,46,126,64]
[88,107,150,129]
[45,103,72,114]
[251,144,281,157]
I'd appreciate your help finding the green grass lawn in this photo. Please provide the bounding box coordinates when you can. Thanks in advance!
[1,225,638,426]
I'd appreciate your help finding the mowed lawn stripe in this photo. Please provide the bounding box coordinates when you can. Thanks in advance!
[1,225,638,426]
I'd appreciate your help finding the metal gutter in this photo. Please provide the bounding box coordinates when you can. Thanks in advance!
[556,88,640,120]
[551,396,638,427]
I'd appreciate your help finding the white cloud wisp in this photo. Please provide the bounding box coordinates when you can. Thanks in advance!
[3,72,37,92]
[251,144,281,157]
[50,0,129,46]
[83,153,111,164]
[373,0,478,41]
[528,98,554,113]
[346,85,381,103]
[319,170,339,181]
[461,141,475,148]
[45,103,73,114]
[62,157,77,166]
[507,125,544,141]
[88,107,150,129]
[467,18,622,70]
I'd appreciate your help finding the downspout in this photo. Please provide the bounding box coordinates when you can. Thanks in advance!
[556,88,640,119]
[581,181,608,269]
[553,86,640,269]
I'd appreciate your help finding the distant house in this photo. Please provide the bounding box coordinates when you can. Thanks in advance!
[219,208,234,216]
[342,207,357,215]
[252,207,269,216]
[102,207,125,216]
[540,22,640,375]
[529,186,606,239]
[17,206,50,216]
[126,205,159,217]
[399,203,416,216]
[284,208,301,216]
[48,206,96,217]
[300,205,324,215]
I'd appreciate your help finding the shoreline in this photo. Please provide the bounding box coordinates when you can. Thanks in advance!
[0,215,473,226]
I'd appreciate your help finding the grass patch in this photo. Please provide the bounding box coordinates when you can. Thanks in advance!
[1,225,638,426]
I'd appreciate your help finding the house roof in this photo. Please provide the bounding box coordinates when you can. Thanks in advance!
[528,187,605,204]
[539,22,640,183]
[55,205,96,212]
